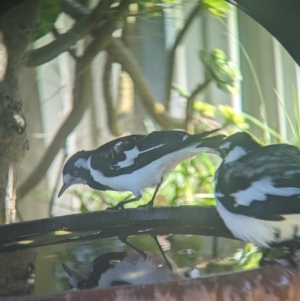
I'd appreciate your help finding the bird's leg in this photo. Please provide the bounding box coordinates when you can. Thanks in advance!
[151,235,173,271]
[107,198,138,210]
[138,178,163,208]
[118,236,147,260]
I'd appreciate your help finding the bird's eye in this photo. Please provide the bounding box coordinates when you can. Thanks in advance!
[73,171,78,176]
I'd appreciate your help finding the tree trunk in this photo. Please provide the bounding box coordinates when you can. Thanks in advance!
[0,0,40,224]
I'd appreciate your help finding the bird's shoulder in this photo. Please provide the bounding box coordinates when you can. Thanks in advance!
[90,135,145,170]
[219,143,300,185]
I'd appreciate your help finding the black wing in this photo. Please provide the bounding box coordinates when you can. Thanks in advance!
[216,144,300,220]
[91,130,219,176]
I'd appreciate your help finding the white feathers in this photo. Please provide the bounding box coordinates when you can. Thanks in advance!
[215,192,225,198]
[64,251,184,289]
[116,146,139,168]
[88,144,205,198]
[115,144,166,168]
[74,158,88,168]
[230,177,300,207]
[139,144,166,154]
[182,134,188,141]
[220,142,231,150]
[98,252,182,288]
[216,201,300,247]
[224,146,248,163]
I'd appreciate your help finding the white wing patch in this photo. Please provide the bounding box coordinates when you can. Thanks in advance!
[139,143,166,154]
[220,141,231,150]
[216,201,300,247]
[115,146,140,168]
[182,134,188,141]
[215,192,225,198]
[224,146,248,163]
[231,177,300,207]
[74,158,88,168]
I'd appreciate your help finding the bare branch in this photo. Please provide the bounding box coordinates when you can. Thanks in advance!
[60,0,90,19]
[103,53,119,136]
[61,0,186,129]
[0,206,233,251]
[165,4,202,110]
[109,39,185,129]
[185,78,211,128]
[17,0,132,201]
[26,0,111,67]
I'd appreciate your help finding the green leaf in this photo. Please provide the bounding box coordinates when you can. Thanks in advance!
[80,202,89,213]
[217,104,249,129]
[34,0,61,41]
[193,101,216,118]
[201,0,230,17]
[200,49,242,94]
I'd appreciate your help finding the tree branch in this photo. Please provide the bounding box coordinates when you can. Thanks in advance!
[0,206,233,252]
[25,0,111,67]
[103,53,119,136]
[60,0,90,20]
[185,78,211,129]
[61,0,185,130]
[165,4,202,110]
[108,39,185,129]
[0,0,41,223]
[17,0,132,201]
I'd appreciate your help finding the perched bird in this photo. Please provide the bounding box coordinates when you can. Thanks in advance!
[62,250,185,289]
[58,129,225,207]
[207,132,300,248]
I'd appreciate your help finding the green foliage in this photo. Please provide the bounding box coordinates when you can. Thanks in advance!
[217,105,249,130]
[193,101,216,118]
[204,243,261,275]
[34,0,61,41]
[201,0,230,17]
[237,243,261,270]
[200,49,242,94]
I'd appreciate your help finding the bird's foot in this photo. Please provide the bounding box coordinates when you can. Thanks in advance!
[107,198,137,210]
[138,199,154,208]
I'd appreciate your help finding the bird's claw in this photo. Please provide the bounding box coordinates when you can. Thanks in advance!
[106,204,125,210]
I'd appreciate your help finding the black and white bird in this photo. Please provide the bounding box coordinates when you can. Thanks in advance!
[62,250,185,290]
[207,131,300,248]
[58,129,225,207]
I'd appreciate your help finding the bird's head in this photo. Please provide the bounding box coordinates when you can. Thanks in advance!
[58,151,92,197]
[207,132,261,163]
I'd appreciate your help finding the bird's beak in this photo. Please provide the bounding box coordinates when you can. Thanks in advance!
[200,134,226,151]
[58,183,70,198]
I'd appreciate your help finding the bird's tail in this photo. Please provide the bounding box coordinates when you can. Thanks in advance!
[194,129,226,149]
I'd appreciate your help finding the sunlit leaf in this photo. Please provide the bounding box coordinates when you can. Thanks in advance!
[193,101,216,118]
[201,0,230,17]
[217,104,249,129]
[17,240,34,245]
[55,230,72,236]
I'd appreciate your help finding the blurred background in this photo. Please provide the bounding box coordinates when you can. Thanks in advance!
[13,0,300,294]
